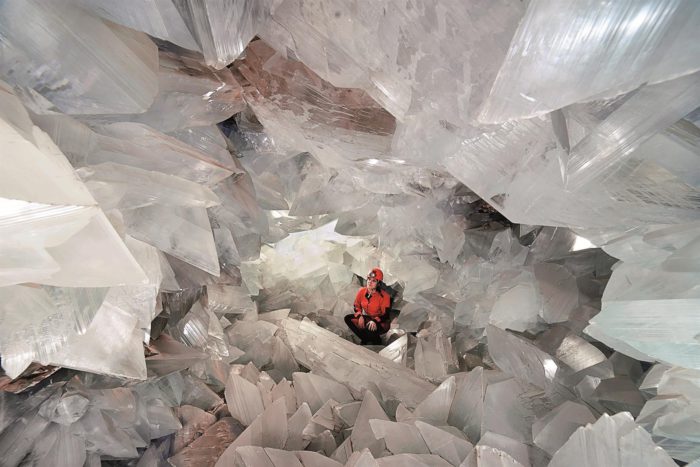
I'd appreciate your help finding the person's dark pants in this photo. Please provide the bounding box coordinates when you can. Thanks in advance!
[344,314,386,345]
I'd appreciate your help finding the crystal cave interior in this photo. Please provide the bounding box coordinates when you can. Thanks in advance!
[1,1,699,466]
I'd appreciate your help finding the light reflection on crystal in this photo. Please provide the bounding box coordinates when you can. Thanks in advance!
[0,1,698,465]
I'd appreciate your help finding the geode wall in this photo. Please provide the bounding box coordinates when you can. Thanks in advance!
[0,1,699,466]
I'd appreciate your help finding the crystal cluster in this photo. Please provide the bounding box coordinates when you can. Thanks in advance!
[0,0,699,466]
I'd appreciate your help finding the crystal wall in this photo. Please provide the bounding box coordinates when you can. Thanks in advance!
[0,0,699,466]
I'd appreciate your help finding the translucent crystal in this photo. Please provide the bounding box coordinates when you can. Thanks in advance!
[87,49,246,132]
[639,363,673,397]
[480,0,700,123]
[549,412,676,467]
[0,286,108,378]
[225,372,265,426]
[306,429,337,456]
[447,367,487,443]
[285,403,312,451]
[281,318,435,409]
[76,162,220,211]
[173,405,217,453]
[226,320,278,354]
[232,40,395,168]
[534,263,579,324]
[295,450,344,467]
[481,378,535,444]
[636,367,700,462]
[351,390,388,456]
[413,376,456,426]
[489,282,541,332]
[565,73,700,190]
[461,445,526,467]
[33,115,236,185]
[586,298,700,369]
[292,372,353,414]
[66,0,199,51]
[376,453,453,467]
[38,392,90,425]
[369,419,429,455]
[0,84,147,288]
[168,417,244,467]
[206,285,257,316]
[216,398,288,466]
[44,297,148,379]
[415,421,473,466]
[0,1,158,114]
[486,325,562,390]
[234,446,303,467]
[261,0,526,124]
[29,424,87,467]
[146,334,209,377]
[173,0,267,69]
[0,405,50,466]
[532,401,596,456]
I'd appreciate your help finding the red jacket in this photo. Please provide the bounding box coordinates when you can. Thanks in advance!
[353,287,391,330]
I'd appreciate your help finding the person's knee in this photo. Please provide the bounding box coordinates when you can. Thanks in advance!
[344,314,354,325]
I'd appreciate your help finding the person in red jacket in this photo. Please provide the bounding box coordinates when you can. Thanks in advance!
[344,268,391,345]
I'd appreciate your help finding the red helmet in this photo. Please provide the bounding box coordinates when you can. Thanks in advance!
[367,268,383,282]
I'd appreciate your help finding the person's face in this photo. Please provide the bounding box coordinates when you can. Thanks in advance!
[367,276,378,290]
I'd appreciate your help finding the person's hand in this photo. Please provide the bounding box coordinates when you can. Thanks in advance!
[357,316,365,329]
[367,320,377,331]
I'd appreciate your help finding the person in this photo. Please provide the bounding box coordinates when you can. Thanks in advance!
[344,268,391,345]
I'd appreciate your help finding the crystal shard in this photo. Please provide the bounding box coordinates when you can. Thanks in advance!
[462,445,526,467]
[67,0,199,51]
[286,403,312,451]
[0,83,146,288]
[234,446,303,467]
[88,49,246,133]
[534,263,579,324]
[292,372,353,413]
[173,0,267,69]
[225,372,265,426]
[216,398,288,466]
[369,419,429,455]
[413,376,457,426]
[564,73,700,190]
[488,282,541,332]
[586,298,700,369]
[281,318,435,409]
[295,451,343,467]
[448,368,487,443]
[0,1,158,114]
[43,296,148,379]
[232,40,395,168]
[549,412,676,467]
[532,401,596,456]
[480,0,700,123]
[350,390,388,456]
[415,421,473,466]
[474,431,530,467]
[636,367,700,462]
[34,115,236,186]
[482,378,535,444]
[168,417,244,467]
[173,405,217,453]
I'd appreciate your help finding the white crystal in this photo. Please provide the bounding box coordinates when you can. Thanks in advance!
[549,412,676,467]
[532,401,596,456]
[225,371,265,426]
[480,1,700,123]
[0,1,158,114]
[215,398,288,466]
[281,318,435,409]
